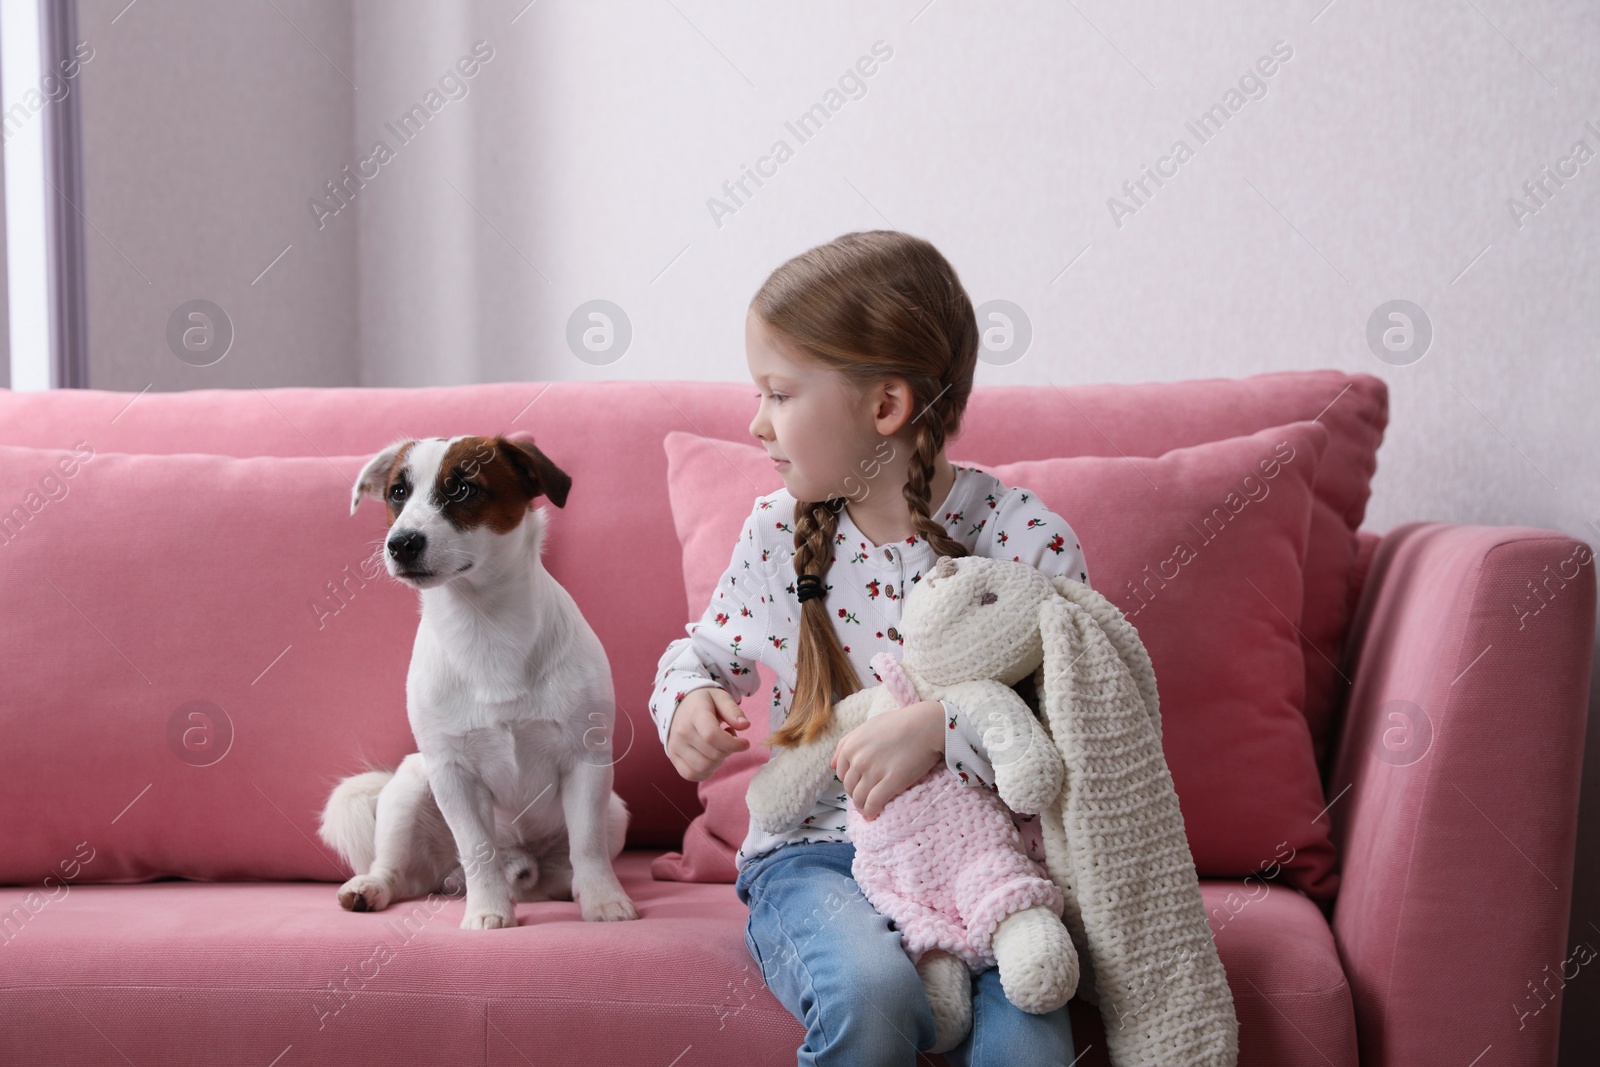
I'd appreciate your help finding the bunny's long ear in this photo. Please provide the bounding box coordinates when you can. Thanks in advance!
[1035,578,1234,1062]
[1031,576,1164,803]
[1032,592,1074,758]
[1032,590,1092,1003]
[1043,575,1160,735]
[1032,576,1166,1014]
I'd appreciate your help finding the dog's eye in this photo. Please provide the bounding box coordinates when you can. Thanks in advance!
[446,480,478,502]
[978,590,998,606]
[388,482,408,502]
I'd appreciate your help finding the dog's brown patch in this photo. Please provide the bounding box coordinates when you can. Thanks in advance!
[434,436,571,533]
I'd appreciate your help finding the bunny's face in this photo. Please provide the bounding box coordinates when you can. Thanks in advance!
[899,555,1057,687]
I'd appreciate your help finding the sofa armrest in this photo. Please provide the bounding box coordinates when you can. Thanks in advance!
[1327,522,1594,1067]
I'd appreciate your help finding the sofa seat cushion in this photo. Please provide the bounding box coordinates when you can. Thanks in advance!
[1209,880,1358,1067]
[0,852,1353,1067]
[0,851,786,1066]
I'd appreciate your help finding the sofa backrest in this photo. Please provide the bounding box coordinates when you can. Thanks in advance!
[0,372,1385,881]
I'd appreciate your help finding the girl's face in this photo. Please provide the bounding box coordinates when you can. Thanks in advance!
[746,312,884,503]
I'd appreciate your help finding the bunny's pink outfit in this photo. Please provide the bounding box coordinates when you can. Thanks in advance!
[847,653,1065,972]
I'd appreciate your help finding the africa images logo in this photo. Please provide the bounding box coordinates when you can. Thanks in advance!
[706,40,895,229]
[1106,39,1294,229]
[309,41,495,230]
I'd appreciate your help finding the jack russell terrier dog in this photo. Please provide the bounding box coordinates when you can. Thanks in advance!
[318,434,638,928]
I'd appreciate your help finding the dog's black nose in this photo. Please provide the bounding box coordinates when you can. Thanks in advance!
[387,529,426,566]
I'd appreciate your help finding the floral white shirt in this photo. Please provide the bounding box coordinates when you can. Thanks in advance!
[650,463,1091,870]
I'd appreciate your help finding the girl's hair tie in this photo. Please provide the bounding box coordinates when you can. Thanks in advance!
[795,573,826,603]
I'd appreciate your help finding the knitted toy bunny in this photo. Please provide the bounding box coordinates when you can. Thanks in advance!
[746,554,1080,1053]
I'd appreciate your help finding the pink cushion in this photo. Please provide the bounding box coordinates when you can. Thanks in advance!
[653,424,1340,899]
[0,441,659,883]
[649,667,776,883]
[648,435,786,884]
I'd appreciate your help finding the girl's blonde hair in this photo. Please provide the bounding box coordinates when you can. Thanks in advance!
[754,230,979,748]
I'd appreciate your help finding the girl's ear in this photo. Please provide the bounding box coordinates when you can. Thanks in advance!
[868,374,918,436]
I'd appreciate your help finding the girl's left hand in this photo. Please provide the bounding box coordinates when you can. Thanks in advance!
[832,699,945,820]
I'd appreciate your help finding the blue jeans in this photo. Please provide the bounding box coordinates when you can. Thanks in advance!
[735,840,1076,1067]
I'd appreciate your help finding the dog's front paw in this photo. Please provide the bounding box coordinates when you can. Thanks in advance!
[461,901,518,930]
[581,894,639,922]
[337,874,393,913]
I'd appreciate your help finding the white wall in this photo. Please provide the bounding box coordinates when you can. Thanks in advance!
[77,0,357,391]
[65,1,1600,1059]
[348,0,1600,545]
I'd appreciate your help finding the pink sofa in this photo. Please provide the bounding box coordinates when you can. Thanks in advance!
[0,372,1590,1067]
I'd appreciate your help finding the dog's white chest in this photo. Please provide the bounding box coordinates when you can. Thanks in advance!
[417,716,570,823]
[482,718,568,819]
[407,615,552,727]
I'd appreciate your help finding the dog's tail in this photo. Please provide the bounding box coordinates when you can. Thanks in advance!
[317,768,394,875]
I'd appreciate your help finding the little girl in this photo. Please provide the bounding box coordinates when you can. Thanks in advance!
[649,231,1091,1067]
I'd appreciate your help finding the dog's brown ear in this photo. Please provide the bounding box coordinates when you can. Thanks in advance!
[497,436,571,508]
[351,438,414,516]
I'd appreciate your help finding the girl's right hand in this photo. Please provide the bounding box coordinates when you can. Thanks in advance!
[666,686,751,782]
